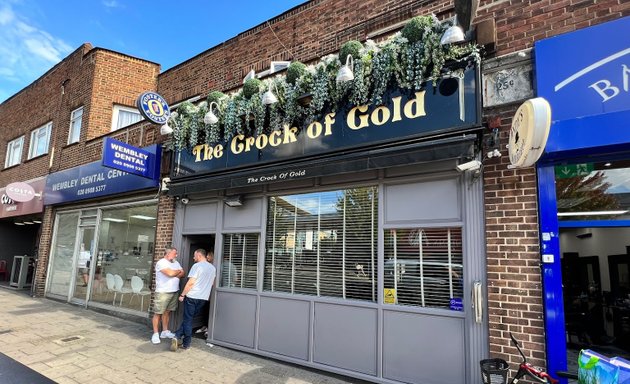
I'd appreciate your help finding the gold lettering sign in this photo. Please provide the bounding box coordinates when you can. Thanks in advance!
[192,92,427,163]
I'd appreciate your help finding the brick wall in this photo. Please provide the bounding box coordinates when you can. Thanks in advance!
[478,0,629,370]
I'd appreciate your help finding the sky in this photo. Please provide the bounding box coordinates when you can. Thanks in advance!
[0,0,306,103]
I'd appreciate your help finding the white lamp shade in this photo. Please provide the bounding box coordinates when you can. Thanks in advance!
[262,90,278,105]
[336,54,355,82]
[160,123,173,135]
[440,16,465,45]
[204,111,218,125]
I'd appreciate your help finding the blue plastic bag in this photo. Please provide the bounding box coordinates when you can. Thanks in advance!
[578,349,619,384]
[610,357,630,384]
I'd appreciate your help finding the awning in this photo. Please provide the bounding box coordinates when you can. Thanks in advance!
[167,134,479,196]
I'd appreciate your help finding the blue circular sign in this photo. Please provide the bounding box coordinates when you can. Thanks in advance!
[136,91,170,124]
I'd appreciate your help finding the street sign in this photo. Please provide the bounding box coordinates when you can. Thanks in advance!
[554,163,594,179]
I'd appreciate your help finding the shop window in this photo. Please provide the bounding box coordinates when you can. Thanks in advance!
[28,122,51,159]
[4,136,24,168]
[68,106,83,144]
[111,105,142,131]
[384,228,463,310]
[220,233,259,289]
[264,187,378,302]
[555,161,630,222]
[90,204,157,312]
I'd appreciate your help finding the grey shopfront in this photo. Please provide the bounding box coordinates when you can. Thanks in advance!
[167,65,488,384]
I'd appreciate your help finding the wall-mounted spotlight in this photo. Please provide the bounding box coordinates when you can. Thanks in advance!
[261,82,279,105]
[160,112,177,135]
[440,15,466,45]
[180,197,190,205]
[336,55,355,83]
[224,195,244,207]
[456,159,482,173]
[204,102,219,124]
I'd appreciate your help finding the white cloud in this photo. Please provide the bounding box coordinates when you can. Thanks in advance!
[102,1,120,8]
[0,2,73,102]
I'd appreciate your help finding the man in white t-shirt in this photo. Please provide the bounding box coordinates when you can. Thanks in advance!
[151,246,184,344]
[171,248,216,351]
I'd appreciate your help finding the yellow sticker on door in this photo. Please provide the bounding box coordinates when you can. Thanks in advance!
[384,288,396,304]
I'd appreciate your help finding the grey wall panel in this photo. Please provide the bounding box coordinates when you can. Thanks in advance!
[384,179,460,223]
[313,303,377,376]
[258,297,310,360]
[223,197,262,230]
[213,291,257,347]
[383,310,465,384]
[183,202,218,233]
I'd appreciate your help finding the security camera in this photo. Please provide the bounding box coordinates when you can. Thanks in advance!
[456,159,482,172]
[161,177,171,192]
[180,197,190,205]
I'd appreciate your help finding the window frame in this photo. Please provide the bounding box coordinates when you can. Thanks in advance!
[68,106,84,144]
[220,232,260,290]
[111,105,143,131]
[28,122,52,159]
[4,136,24,168]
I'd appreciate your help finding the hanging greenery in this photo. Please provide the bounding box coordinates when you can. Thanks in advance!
[164,15,481,151]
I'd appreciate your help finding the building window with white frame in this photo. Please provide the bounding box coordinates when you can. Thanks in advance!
[68,106,83,144]
[28,122,52,159]
[112,105,142,131]
[4,136,24,168]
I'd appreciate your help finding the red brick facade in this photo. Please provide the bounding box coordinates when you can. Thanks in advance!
[1,0,629,379]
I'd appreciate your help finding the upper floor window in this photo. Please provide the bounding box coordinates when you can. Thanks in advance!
[68,107,83,144]
[4,136,24,168]
[28,122,52,159]
[112,105,142,131]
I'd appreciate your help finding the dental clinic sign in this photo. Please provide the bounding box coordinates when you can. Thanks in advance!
[102,138,156,179]
[535,16,630,121]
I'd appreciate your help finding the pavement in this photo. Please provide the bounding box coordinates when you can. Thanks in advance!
[0,288,363,384]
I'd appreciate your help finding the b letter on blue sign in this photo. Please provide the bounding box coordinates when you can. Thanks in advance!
[102,138,155,179]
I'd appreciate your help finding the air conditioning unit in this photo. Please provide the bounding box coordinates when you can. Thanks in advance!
[576,228,593,239]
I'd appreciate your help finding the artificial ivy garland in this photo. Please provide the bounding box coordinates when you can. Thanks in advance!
[165,15,481,150]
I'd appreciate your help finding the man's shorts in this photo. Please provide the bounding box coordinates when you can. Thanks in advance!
[154,292,178,314]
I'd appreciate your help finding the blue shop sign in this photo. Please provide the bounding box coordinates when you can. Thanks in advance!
[102,138,156,179]
[535,17,630,156]
[45,145,160,205]
[535,16,629,122]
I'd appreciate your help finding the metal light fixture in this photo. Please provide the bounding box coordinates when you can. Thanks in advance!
[336,54,354,82]
[440,15,466,45]
[160,112,177,135]
[203,102,219,125]
[160,123,173,135]
[224,195,244,207]
[261,82,279,105]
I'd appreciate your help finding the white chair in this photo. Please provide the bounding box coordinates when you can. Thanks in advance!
[105,273,116,302]
[113,274,133,306]
[129,276,151,312]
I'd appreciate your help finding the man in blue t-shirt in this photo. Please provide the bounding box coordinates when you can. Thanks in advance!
[171,248,216,351]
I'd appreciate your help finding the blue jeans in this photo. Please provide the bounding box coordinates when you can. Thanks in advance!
[175,297,207,348]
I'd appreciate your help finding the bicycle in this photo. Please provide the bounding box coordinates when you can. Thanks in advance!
[480,332,559,384]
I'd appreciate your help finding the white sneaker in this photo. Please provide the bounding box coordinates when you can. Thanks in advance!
[160,330,176,339]
[151,333,160,344]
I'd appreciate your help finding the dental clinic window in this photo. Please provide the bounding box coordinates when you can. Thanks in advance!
[68,106,83,144]
[384,228,463,310]
[4,136,23,168]
[220,233,259,289]
[264,187,378,302]
[112,105,142,131]
[28,122,51,159]
[555,161,630,222]
[90,204,157,312]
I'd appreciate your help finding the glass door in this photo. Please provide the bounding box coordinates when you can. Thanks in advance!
[47,212,80,297]
[72,226,96,303]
